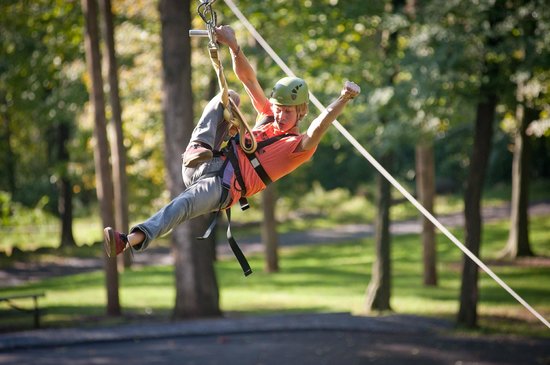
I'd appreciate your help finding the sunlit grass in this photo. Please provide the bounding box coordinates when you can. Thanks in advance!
[1,215,549,337]
[1,179,549,336]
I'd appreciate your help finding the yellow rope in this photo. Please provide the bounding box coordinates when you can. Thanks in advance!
[208,44,257,154]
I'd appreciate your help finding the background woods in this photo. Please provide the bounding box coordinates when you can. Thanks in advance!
[1,0,549,332]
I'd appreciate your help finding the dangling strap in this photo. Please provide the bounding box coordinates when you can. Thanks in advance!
[225,208,252,276]
[198,158,252,276]
[198,200,252,276]
[199,210,221,242]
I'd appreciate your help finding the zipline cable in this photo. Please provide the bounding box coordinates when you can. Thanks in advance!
[223,0,550,329]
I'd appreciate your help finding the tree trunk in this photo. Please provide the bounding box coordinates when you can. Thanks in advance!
[458,93,497,328]
[0,103,16,195]
[59,176,76,247]
[56,121,76,248]
[98,0,131,269]
[173,216,220,318]
[415,142,437,286]
[365,154,392,312]
[457,0,506,327]
[82,0,120,316]
[159,0,220,319]
[501,81,535,259]
[262,185,279,273]
[45,102,76,249]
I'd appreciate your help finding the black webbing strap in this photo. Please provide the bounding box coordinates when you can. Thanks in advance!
[243,133,296,187]
[198,192,252,276]
[225,139,250,210]
[197,206,223,241]
[225,208,252,276]
[255,133,296,149]
[244,154,272,185]
[197,158,252,276]
[198,209,221,241]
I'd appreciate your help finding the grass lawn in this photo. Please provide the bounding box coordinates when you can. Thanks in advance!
[1,215,549,337]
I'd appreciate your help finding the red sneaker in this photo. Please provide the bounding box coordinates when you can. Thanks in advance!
[103,227,129,257]
[183,143,213,168]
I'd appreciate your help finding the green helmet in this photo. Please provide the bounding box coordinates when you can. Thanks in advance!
[269,77,309,106]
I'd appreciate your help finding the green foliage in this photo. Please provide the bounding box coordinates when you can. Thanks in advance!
[278,182,375,224]
[0,0,87,211]
[2,0,550,229]
[0,192,60,253]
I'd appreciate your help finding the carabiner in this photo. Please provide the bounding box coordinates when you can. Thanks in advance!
[198,1,217,27]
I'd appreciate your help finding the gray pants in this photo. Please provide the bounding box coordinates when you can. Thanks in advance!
[190,93,232,151]
[130,95,230,251]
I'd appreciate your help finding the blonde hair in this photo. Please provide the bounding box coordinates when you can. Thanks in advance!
[295,102,309,123]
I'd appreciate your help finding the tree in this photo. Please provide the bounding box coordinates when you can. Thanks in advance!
[365,154,393,312]
[365,0,409,312]
[459,92,497,327]
[159,0,220,318]
[416,142,437,286]
[262,185,279,272]
[401,0,439,286]
[501,77,535,259]
[458,0,512,328]
[82,0,120,316]
[52,120,77,248]
[98,0,131,268]
[500,1,550,259]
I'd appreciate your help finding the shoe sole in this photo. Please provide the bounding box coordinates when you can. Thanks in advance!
[103,227,115,258]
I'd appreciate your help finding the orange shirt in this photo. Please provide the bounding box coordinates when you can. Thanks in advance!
[227,113,316,208]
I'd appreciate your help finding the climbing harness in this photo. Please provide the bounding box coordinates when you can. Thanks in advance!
[190,0,257,154]
[199,116,297,276]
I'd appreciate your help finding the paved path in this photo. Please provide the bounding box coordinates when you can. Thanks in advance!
[0,313,549,364]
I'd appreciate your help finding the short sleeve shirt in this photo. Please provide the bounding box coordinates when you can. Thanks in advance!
[227,111,316,207]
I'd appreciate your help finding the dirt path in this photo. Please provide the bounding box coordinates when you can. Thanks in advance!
[1,201,549,288]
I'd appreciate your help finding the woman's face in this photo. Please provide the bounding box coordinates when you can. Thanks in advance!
[271,104,298,132]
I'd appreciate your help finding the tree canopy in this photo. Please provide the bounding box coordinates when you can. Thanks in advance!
[1,0,549,218]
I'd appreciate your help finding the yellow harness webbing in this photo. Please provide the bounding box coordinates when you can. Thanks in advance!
[207,43,257,154]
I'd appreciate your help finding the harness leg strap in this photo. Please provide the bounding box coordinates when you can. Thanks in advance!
[225,208,253,276]
[197,210,221,240]
[197,168,252,276]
